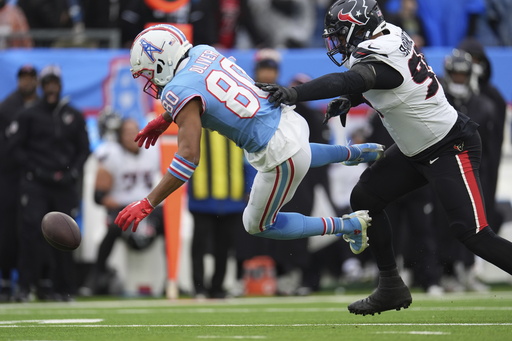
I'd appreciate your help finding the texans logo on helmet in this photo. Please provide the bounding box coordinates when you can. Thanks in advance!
[140,38,163,63]
[338,0,370,25]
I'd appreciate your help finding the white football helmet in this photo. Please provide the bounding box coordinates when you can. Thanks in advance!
[130,24,192,99]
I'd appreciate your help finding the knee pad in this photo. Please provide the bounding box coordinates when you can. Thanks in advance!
[350,182,387,212]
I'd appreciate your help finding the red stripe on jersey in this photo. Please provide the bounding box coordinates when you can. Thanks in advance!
[456,151,488,232]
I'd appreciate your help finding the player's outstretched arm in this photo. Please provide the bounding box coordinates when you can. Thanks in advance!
[135,112,172,149]
[117,100,202,232]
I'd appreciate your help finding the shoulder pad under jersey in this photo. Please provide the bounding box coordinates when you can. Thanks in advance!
[348,24,403,67]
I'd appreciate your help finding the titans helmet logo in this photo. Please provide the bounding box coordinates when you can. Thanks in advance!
[338,0,370,25]
[140,38,163,63]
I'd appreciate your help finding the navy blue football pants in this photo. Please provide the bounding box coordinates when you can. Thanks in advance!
[350,131,512,275]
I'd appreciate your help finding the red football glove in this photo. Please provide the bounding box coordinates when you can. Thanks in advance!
[114,198,154,232]
[135,115,171,149]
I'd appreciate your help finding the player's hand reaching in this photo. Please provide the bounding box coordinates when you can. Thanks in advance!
[324,96,351,127]
[135,114,171,149]
[115,198,154,232]
[255,82,298,107]
[344,143,385,166]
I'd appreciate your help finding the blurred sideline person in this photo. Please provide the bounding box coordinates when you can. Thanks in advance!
[436,49,495,292]
[114,25,385,268]
[80,117,163,296]
[8,65,90,302]
[458,38,508,235]
[0,65,38,302]
[189,128,254,299]
[385,0,428,48]
[256,0,512,315]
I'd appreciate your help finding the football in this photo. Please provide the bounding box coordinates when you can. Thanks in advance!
[41,211,81,251]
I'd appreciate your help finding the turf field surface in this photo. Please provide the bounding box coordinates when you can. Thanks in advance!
[1,290,512,340]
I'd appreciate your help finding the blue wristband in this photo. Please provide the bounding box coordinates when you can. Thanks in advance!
[168,153,197,182]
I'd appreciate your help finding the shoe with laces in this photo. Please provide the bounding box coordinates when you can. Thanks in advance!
[341,210,371,254]
[343,143,385,166]
[348,274,412,316]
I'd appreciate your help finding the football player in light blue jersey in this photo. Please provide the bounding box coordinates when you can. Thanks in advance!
[115,24,385,255]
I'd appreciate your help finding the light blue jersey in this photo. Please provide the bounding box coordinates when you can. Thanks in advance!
[161,45,281,153]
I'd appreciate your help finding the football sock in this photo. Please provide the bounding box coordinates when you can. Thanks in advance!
[254,212,359,240]
[309,143,348,167]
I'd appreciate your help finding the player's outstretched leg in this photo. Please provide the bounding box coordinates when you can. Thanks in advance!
[348,269,412,316]
[343,143,385,166]
[340,210,371,254]
[309,143,384,168]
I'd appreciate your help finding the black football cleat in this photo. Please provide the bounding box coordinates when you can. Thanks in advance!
[348,275,412,316]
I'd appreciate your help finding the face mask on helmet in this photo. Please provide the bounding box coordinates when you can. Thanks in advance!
[130,24,192,99]
[323,0,386,66]
[444,49,473,100]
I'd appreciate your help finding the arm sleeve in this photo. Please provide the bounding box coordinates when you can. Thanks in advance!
[294,62,403,102]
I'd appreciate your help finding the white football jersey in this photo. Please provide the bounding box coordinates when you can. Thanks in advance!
[95,141,161,205]
[347,23,458,157]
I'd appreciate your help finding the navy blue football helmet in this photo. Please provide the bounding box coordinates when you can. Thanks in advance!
[323,0,386,66]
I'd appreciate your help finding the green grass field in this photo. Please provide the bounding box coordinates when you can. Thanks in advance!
[1,290,512,341]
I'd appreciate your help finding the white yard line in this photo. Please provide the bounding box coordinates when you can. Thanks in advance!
[1,323,512,328]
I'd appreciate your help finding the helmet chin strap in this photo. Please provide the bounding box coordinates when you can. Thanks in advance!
[346,24,356,48]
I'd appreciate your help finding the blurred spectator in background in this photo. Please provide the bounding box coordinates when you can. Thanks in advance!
[17,0,72,29]
[243,0,316,48]
[385,0,485,47]
[458,37,508,235]
[385,0,428,48]
[119,0,189,48]
[0,65,38,302]
[0,0,32,48]
[80,117,164,296]
[190,0,261,49]
[253,48,281,83]
[476,0,512,46]
[188,129,253,299]
[8,65,90,302]
[436,49,495,292]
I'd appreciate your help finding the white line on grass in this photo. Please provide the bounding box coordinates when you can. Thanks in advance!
[197,337,267,339]
[376,331,451,335]
[0,319,103,325]
[1,323,512,328]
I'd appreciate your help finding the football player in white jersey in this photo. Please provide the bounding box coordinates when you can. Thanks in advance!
[114,23,386,259]
[257,0,512,316]
[82,118,164,295]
